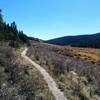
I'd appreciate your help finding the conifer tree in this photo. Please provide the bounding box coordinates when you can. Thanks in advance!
[0,9,3,24]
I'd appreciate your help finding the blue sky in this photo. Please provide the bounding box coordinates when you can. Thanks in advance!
[0,0,100,40]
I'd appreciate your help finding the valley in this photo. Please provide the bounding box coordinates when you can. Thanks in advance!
[0,7,100,100]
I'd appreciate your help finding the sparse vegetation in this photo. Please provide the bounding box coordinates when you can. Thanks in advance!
[27,42,100,100]
[0,45,54,100]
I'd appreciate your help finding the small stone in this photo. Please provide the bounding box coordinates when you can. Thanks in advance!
[2,83,7,88]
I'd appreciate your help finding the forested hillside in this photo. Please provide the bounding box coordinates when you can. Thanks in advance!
[47,33,100,48]
[0,9,30,47]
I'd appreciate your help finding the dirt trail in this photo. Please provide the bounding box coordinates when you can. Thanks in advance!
[21,47,68,100]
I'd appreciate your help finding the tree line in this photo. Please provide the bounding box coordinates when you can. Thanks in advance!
[0,9,30,47]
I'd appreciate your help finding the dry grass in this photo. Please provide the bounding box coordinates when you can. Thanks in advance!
[70,47,100,65]
[0,45,55,100]
[27,42,100,100]
[43,43,100,65]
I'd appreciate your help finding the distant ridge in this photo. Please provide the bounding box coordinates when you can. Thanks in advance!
[46,33,100,48]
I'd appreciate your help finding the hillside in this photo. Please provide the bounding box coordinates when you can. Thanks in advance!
[27,42,100,100]
[0,10,41,47]
[0,9,100,100]
[0,10,55,100]
[0,10,30,47]
[0,45,54,100]
[46,33,100,48]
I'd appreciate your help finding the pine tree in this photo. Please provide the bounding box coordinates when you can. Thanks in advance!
[0,9,3,24]
[10,21,18,40]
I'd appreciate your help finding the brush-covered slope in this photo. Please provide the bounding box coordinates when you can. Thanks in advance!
[27,42,100,100]
[47,33,100,48]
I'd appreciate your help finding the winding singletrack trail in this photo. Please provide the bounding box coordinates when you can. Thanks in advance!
[21,47,68,100]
